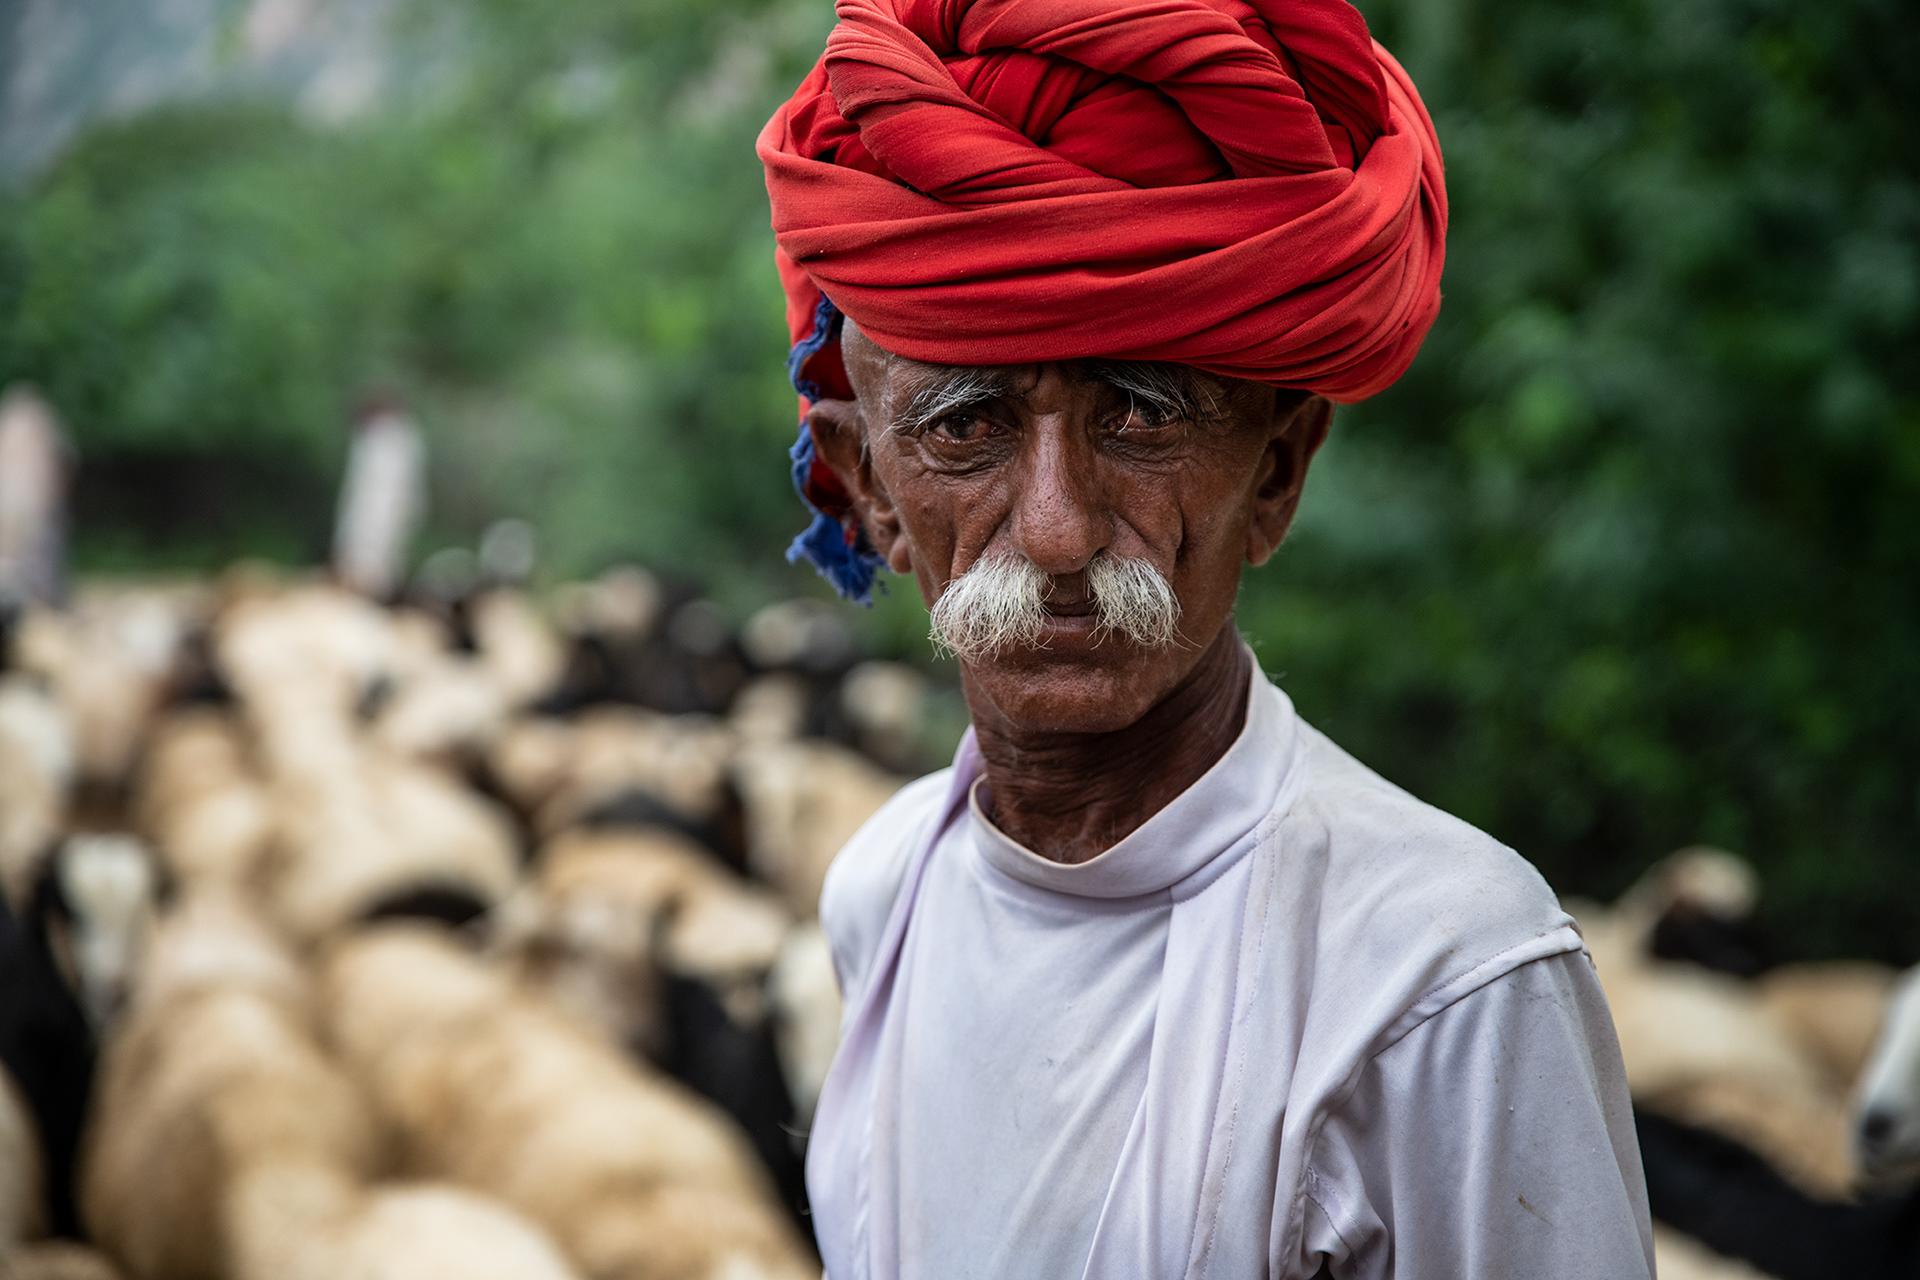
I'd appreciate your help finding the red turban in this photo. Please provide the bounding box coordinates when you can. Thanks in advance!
[760,0,1447,598]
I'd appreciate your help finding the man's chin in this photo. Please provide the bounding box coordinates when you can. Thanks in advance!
[957,641,1172,736]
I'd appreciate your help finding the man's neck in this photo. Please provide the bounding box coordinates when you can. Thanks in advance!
[965,629,1251,865]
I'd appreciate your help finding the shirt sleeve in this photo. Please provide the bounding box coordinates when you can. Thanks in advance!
[1298,949,1654,1280]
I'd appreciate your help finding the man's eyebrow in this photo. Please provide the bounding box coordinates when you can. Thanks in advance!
[889,367,1023,434]
[1083,360,1226,424]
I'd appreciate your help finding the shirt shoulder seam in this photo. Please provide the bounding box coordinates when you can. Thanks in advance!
[1283,927,1585,1270]
[1389,923,1585,1049]
[1316,930,1589,1143]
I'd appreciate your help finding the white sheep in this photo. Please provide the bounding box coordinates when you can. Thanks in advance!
[82,893,582,1280]
[551,567,664,647]
[1573,850,1823,1101]
[1574,849,1856,1197]
[766,922,842,1127]
[837,660,931,771]
[482,709,743,844]
[1651,1226,1775,1280]
[729,675,814,748]
[495,828,786,1054]
[226,1160,584,1280]
[486,716,579,817]
[80,892,381,1280]
[467,589,567,707]
[258,755,519,946]
[322,927,816,1280]
[213,583,401,732]
[133,709,277,890]
[1756,961,1899,1098]
[11,588,198,790]
[1,1242,124,1280]
[731,739,905,919]
[545,708,740,839]
[42,835,163,1031]
[1852,963,1920,1189]
[370,658,513,764]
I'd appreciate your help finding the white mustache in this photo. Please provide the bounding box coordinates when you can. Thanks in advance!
[928,554,1182,662]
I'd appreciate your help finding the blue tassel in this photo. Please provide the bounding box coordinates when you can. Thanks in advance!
[786,407,819,497]
[782,295,886,603]
[786,512,882,603]
[787,294,843,404]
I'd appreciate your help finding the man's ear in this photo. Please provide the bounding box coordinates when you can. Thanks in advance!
[806,398,912,575]
[1245,393,1332,568]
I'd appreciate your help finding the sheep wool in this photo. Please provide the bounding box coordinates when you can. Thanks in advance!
[733,740,904,919]
[321,928,817,1280]
[1854,964,1920,1187]
[2,1242,125,1280]
[79,893,382,1280]
[225,1162,583,1280]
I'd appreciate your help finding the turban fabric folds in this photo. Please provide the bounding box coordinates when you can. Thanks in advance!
[760,0,1447,600]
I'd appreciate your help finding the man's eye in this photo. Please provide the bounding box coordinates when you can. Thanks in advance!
[1109,406,1183,434]
[931,413,991,442]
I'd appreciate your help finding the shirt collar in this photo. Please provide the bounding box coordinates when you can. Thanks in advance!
[961,644,1299,900]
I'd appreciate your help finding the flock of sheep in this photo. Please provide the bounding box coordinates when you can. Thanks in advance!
[1575,850,1920,1278]
[1,380,1917,1278]
[0,564,924,1280]
[8,570,1918,1280]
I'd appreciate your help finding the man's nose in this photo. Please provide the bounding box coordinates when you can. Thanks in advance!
[1009,428,1108,576]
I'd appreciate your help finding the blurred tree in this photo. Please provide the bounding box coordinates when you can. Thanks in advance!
[1256,0,1920,955]
[0,0,834,587]
[0,0,1913,954]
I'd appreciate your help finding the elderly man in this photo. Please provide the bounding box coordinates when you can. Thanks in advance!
[758,1,1654,1277]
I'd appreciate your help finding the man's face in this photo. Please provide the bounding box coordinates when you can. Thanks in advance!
[817,324,1328,735]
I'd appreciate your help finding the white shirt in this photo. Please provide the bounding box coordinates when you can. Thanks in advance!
[807,651,1653,1279]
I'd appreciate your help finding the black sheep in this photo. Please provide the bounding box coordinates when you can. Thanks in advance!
[656,966,810,1234]
[358,882,495,932]
[576,785,751,877]
[1637,1107,1920,1279]
[0,597,20,673]
[1647,905,1778,979]
[0,856,101,1239]
[538,587,751,718]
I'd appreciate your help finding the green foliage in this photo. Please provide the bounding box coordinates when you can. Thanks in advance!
[1250,0,1920,955]
[0,0,832,585]
[1,0,1914,954]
